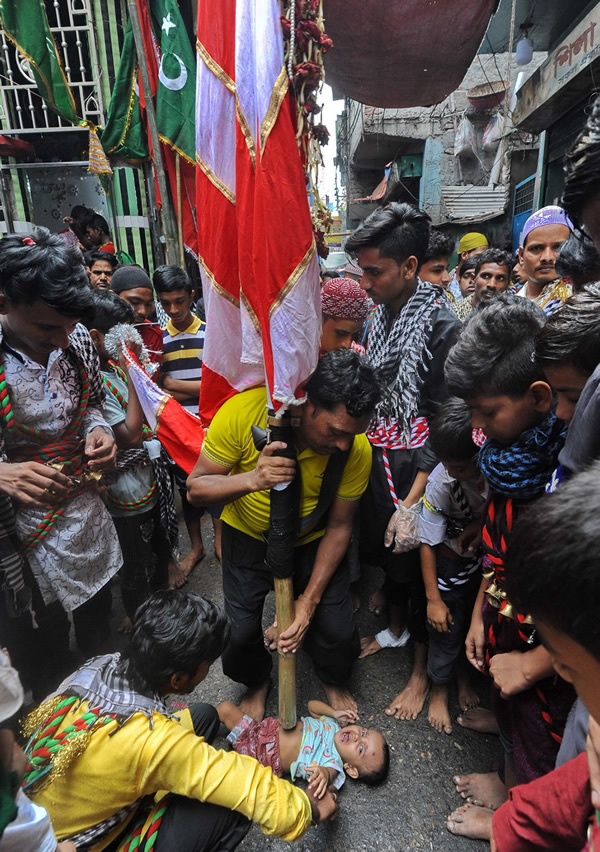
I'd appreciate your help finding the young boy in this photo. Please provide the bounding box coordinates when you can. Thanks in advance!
[418,229,455,296]
[345,203,460,723]
[444,296,575,839]
[488,464,600,850]
[153,264,219,570]
[217,699,389,797]
[419,397,488,735]
[320,277,370,356]
[84,290,177,629]
[454,248,513,323]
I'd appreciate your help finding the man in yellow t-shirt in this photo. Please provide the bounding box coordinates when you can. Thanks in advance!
[188,350,380,719]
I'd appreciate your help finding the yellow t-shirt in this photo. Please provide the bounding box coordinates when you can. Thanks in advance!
[33,703,312,849]
[202,387,372,543]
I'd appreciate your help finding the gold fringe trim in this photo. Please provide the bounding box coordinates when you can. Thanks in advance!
[269,242,316,318]
[260,65,288,155]
[195,153,236,205]
[197,254,240,308]
[196,40,235,94]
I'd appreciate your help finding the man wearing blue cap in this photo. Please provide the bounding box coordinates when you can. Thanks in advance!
[516,206,572,314]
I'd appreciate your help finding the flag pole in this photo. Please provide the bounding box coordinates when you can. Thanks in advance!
[127,0,179,266]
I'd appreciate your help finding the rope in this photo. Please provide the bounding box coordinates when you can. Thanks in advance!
[381,448,399,509]
[117,796,171,852]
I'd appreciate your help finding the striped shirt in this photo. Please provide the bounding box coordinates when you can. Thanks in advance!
[161,315,205,414]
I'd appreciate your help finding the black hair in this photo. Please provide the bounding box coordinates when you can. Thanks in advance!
[420,229,454,265]
[153,264,192,295]
[0,228,94,320]
[429,397,479,462]
[120,590,230,692]
[357,738,390,786]
[345,203,431,267]
[321,269,338,281]
[562,95,600,223]
[457,256,479,279]
[304,348,381,419]
[71,205,94,226]
[555,229,600,285]
[85,250,119,270]
[83,288,134,333]
[445,295,547,400]
[473,247,513,278]
[536,283,600,376]
[88,213,110,235]
[505,461,600,660]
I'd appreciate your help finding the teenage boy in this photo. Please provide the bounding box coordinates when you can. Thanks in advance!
[454,248,513,322]
[0,230,120,700]
[516,206,572,313]
[26,589,338,849]
[419,397,487,736]
[444,296,575,840]
[154,264,215,571]
[418,230,455,295]
[84,289,179,630]
[345,203,460,723]
[486,465,600,850]
[85,250,119,290]
[111,265,162,369]
[85,213,115,254]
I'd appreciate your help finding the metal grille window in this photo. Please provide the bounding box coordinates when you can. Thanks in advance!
[514,175,535,216]
[0,0,103,133]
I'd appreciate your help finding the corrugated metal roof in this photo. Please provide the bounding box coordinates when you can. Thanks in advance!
[441,185,509,224]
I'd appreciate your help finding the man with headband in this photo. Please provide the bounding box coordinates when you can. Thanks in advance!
[320,278,371,356]
[516,206,572,314]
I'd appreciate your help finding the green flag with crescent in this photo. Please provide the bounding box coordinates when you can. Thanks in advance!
[150,0,196,164]
[0,0,79,124]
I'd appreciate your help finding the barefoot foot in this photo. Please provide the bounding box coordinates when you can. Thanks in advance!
[359,635,383,659]
[179,548,205,578]
[368,587,387,616]
[456,706,500,735]
[168,559,187,589]
[385,671,429,720]
[453,771,507,810]
[428,683,452,734]
[238,680,271,722]
[447,803,494,840]
[323,683,358,715]
[457,670,480,714]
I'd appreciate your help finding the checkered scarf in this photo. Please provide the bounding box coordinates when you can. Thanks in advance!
[366,281,443,442]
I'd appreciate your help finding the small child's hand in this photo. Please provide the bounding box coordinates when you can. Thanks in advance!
[427,599,453,633]
[457,519,482,554]
[307,764,332,800]
[333,708,359,727]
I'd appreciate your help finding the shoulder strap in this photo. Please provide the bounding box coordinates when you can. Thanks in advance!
[298,438,355,536]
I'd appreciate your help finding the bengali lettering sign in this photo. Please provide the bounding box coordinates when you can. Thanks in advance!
[550,11,598,91]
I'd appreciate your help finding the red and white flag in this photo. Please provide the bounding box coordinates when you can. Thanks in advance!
[196,0,321,425]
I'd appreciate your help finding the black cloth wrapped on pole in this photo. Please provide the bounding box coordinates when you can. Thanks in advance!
[262,412,300,580]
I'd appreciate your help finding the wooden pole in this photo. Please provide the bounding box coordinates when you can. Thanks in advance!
[127,0,179,265]
[175,153,185,267]
[274,576,297,729]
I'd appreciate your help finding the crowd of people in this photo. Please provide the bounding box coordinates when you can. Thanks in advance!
[3,92,600,852]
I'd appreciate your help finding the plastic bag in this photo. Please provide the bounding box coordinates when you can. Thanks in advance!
[454,114,476,157]
[482,112,505,152]
[384,502,421,554]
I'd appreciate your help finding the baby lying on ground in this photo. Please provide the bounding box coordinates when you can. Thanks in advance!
[217,700,389,798]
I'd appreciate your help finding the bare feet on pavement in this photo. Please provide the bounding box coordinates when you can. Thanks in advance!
[323,683,358,715]
[447,803,494,840]
[385,671,429,720]
[457,706,500,735]
[453,771,507,809]
[428,683,452,734]
[368,587,387,616]
[179,548,205,578]
[168,559,187,589]
[238,680,270,722]
[359,634,383,658]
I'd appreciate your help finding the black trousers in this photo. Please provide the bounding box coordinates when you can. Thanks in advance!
[106,704,250,852]
[221,523,359,688]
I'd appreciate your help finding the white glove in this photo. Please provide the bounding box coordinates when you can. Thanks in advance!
[384,502,421,554]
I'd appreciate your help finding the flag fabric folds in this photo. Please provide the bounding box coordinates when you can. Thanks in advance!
[0,0,79,124]
[196,0,321,425]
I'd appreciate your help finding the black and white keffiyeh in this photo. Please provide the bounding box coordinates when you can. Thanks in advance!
[367,281,443,442]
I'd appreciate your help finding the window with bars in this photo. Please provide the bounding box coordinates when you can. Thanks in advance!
[514,175,535,216]
[0,0,103,133]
